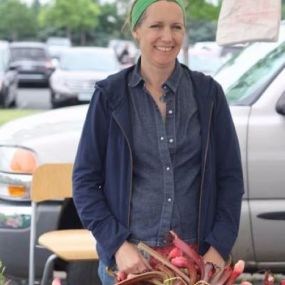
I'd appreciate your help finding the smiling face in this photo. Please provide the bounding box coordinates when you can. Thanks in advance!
[132,0,185,70]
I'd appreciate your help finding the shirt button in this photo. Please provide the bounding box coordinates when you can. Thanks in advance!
[168,110,173,115]
[168,198,172,202]
[160,136,164,141]
[169,138,174,143]
[166,166,170,171]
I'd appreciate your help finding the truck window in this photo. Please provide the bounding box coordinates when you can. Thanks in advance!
[215,38,285,105]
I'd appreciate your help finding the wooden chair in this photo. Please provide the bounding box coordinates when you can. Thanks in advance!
[28,163,98,285]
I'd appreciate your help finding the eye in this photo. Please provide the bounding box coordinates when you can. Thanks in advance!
[173,25,183,30]
[149,24,161,29]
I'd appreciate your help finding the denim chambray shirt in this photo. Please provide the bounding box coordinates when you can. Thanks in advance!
[128,60,201,247]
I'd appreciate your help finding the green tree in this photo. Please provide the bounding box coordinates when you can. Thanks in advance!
[185,0,220,21]
[183,0,220,43]
[0,0,37,41]
[39,0,100,45]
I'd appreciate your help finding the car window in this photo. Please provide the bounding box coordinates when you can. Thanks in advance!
[59,50,119,72]
[216,42,285,105]
[214,27,285,106]
[11,47,47,61]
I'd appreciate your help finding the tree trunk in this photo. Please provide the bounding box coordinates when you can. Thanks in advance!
[80,30,86,45]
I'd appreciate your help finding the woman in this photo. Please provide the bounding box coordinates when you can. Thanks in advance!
[72,1,244,284]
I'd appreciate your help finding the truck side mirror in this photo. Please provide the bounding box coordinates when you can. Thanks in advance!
[276,92,285,115]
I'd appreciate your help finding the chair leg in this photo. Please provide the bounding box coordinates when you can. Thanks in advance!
[40,254,58,285]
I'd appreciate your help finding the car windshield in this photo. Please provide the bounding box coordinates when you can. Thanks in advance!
[59,50,118,72]
[189,55,224,75]
[215,42,285,105]
[11,47,47,61]
[215,27,285,105]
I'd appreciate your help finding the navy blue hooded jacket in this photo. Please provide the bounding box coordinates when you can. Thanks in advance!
[72,64,244,266]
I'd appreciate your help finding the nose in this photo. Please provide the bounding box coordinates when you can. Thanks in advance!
[161,27,173,42]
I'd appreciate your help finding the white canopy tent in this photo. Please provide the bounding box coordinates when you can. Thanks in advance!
[216,0,281,45]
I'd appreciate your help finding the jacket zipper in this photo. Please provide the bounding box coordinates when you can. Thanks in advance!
[197,102,214,252]
[113,116,133,228]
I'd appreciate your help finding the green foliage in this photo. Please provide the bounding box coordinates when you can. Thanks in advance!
[183,0,220,43]
[0,0,38,41]
[185,0,220,21]
[39,0,100,43]
[189,21,217,42]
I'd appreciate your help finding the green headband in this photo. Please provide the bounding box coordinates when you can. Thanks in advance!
[131,0,186,30]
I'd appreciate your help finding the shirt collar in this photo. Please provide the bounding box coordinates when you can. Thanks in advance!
[128,58,183,93]
[128,58,144,88]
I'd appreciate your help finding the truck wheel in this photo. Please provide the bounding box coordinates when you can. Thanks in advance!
[66,260,101,285]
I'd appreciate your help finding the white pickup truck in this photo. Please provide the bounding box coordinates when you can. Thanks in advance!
[1,24,285,284]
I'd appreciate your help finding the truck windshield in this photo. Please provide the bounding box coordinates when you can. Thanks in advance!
[215,29,285,105]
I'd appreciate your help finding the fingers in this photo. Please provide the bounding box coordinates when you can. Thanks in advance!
[115,241,150,275]
[142,256,152,270]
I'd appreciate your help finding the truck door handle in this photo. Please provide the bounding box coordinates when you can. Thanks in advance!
[257,212,285,221]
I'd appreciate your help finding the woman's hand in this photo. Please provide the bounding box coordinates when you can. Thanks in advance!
[115,241,151,277]
[203,246,225,268]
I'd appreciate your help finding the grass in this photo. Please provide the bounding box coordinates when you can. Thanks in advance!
[0,109,40,126]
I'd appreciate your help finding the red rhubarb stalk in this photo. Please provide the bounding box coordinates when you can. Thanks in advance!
[209,266,223,285]
[168,247,183,259]
[170,231,205,278]
[264,271,274,285]
[137,242,191,284]
[225,260,245,285]
[214,266,232,285]
[171,256,197,285]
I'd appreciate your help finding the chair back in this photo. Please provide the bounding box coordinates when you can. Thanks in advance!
[31,163,73,202]
[29,163,73,285]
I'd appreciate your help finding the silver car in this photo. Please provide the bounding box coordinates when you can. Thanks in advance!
[0,42,18,107]
[9,42,54,86]
[49,47,120,108]
[1,24,285,284]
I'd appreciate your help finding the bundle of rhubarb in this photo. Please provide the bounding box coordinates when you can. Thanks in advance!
[115,231,245,285]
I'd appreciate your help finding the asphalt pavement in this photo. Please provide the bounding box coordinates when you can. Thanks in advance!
[16,86,51,110]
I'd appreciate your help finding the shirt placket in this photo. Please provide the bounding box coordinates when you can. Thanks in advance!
[155,85,176,245]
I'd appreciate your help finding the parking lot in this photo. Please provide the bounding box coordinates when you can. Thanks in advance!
[16,87,51,110]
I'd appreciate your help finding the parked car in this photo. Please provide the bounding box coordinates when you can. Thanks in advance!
[49,47,120,108]
[178,42,242,75]
[1,24,285,284]
[9,42,54,86]
[0,41,18,107]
